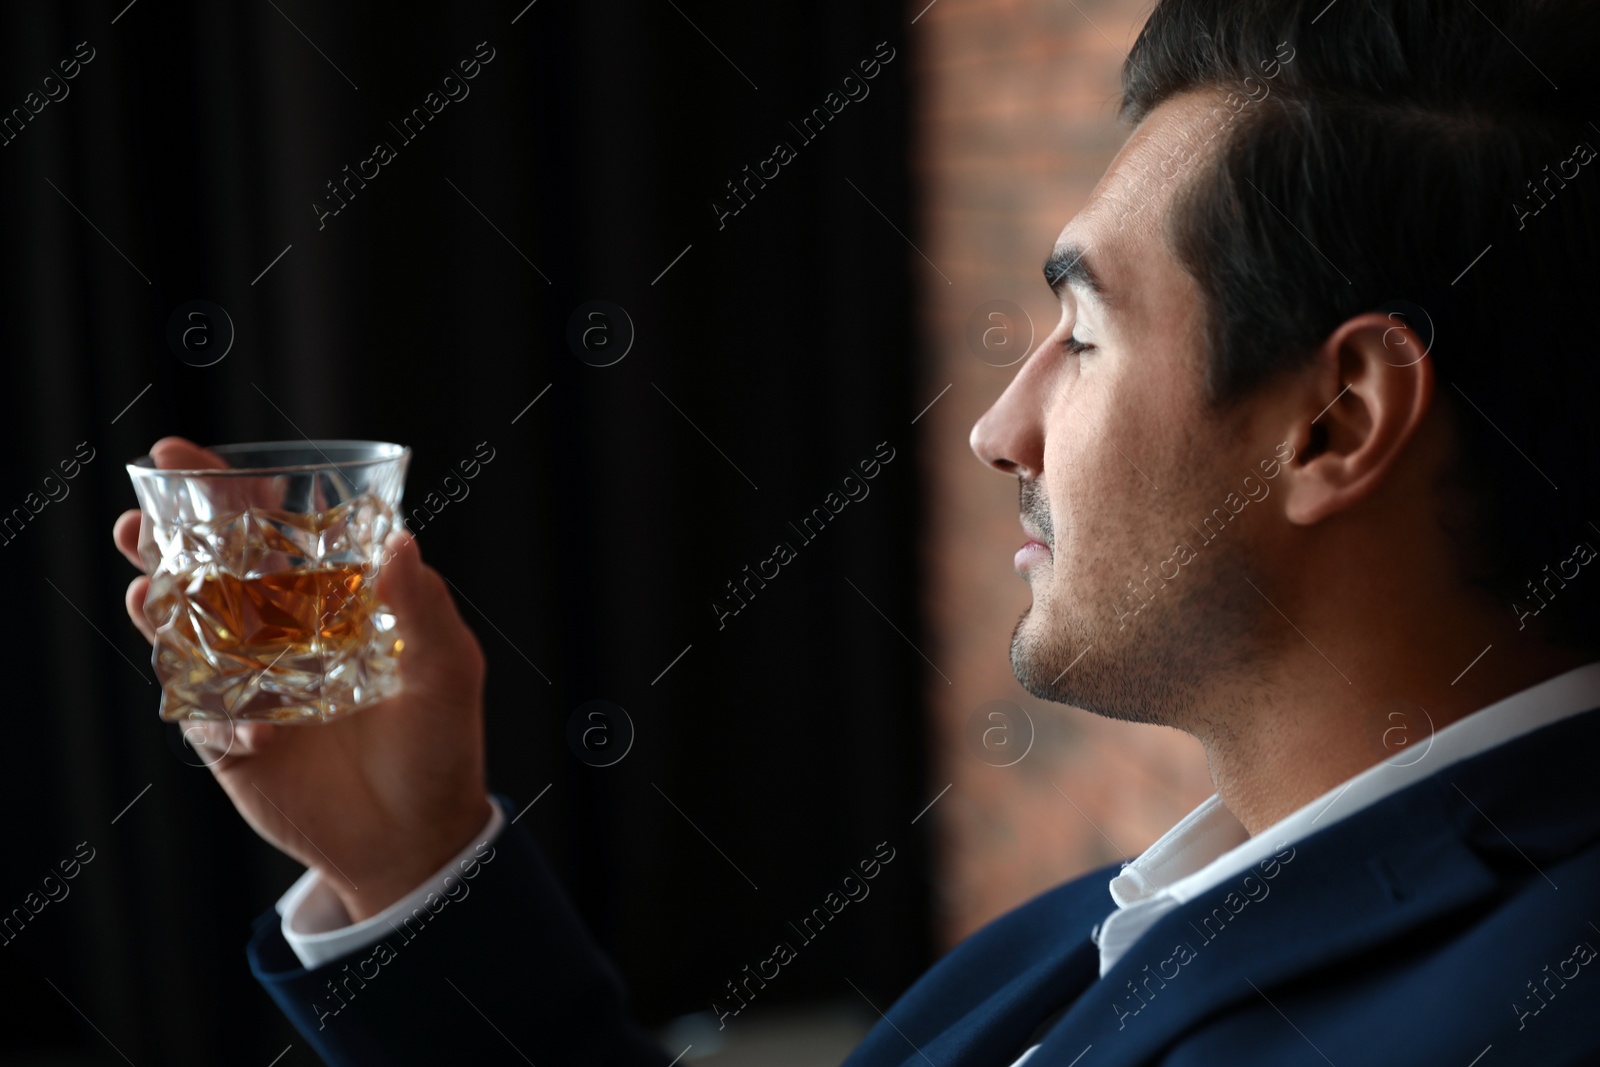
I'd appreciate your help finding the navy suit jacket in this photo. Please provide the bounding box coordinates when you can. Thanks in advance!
[250,708,1600,1065]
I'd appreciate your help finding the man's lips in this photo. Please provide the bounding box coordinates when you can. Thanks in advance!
[1015,525,1051,572]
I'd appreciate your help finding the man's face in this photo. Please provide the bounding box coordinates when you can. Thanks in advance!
[969,91,1286,727]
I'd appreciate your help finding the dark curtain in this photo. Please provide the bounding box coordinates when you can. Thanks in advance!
[0,1,931,1062]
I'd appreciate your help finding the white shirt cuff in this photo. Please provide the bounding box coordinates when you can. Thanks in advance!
[274,796,506,970]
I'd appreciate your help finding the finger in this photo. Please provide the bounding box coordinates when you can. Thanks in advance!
[149,436,228,470]
[114,509,144,569]
[376,531,485,694]
[234,722,277,755]
[183,720,276,771]
[125,577,157,645]
[145,436,254,516]
[182,720,231,758]
[128,438,233,553]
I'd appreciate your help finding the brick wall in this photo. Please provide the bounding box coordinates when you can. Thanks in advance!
[910,0,1217,946]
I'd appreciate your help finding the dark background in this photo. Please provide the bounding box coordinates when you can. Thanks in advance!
[0,1,932,1062]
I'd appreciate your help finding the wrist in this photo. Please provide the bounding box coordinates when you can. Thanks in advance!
[328,795,496,923]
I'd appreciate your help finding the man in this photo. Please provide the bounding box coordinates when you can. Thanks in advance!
[114,0,1600,1063]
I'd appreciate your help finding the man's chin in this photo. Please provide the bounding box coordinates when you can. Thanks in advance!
[1006,606,1139,721]
[1007,607,1073,701]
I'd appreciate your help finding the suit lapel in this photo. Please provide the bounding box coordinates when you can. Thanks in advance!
[842,871,1109,1067]
[906,935,1100,1067]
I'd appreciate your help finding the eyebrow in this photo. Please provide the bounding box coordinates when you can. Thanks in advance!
[1044,244,1109,304]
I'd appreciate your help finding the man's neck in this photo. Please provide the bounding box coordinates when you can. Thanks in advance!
[1197,637,1594,836]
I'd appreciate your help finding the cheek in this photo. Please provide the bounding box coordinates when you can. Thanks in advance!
[1093,346,1194,486]
[1043,369,1136,508]
[1041,365,1183,597]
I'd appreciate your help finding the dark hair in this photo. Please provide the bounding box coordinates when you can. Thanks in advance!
[1123,0,1600,651]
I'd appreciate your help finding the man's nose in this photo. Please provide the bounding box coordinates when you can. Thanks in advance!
[969,350,1048,480]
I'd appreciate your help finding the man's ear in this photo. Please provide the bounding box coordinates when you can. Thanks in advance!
[1277,312,1435,526]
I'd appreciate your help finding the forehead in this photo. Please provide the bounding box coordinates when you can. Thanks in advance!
[1052,91,1226,306]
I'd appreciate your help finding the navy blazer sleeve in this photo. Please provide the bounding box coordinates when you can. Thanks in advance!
[247,797,672,1067]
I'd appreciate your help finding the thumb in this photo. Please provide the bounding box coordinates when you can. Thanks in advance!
[377,531,484,692]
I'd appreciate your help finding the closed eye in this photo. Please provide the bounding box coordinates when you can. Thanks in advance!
[1062,336,1093,355]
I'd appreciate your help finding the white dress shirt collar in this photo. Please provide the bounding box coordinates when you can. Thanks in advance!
[1095,658,1600,974]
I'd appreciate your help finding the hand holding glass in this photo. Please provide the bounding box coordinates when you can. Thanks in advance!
[126,441,410,723]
